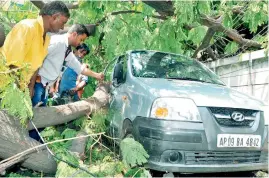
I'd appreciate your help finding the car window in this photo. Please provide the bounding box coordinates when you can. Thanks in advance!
[117,55,128,83]
[130,51,224,85]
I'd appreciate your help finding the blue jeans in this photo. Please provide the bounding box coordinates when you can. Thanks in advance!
[32,82,47,107]
[30,82,46,142]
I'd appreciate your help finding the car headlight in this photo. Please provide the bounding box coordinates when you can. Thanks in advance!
[262,105,269,125]
[150,98,202,122]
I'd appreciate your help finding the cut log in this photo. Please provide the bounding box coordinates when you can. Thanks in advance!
[28,82,110,130]
[0,82,110,174]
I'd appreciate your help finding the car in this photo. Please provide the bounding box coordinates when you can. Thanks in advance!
[105,50,268,173]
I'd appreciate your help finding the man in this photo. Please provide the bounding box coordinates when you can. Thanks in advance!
[32,24,104,107]
[0,1,70,96]
[57,43,90,102]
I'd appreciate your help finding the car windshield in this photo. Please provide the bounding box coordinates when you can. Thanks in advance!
[130,51,225,85]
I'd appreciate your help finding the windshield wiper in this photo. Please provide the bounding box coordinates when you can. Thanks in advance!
[167,77,206,82]
[167,77,225,86]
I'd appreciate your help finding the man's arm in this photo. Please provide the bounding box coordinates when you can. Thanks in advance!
[81,68,104,81]
[66,53,104,81]
[28,70,39,98]
[73,80,87,92]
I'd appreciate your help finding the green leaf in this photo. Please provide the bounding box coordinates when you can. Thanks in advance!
[41,127,59,138]
[223,12,233,28]
[188,26,208,45]
[61,128,77,139]
[197,1,211,14]
[120,138,149,167]
[225,42,239,54]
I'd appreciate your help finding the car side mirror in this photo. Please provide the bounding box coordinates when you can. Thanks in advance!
[112,63,123,87]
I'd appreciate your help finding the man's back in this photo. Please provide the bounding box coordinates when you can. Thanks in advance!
[1,17,50,82]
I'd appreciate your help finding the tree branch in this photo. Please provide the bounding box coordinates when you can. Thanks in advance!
[192,28,215,58]
[30,0,44,9]
[96,10,142,25]
[200,14,262,48]
[206,47,218,61]
[142,1,174,16]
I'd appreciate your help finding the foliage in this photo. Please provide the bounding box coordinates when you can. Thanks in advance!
[225,41,239,54]
[120,138,149,167]
[124,167,152,178]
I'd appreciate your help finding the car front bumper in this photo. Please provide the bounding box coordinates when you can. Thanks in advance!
[132,115,268,173]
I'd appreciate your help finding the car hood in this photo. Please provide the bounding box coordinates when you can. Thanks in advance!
[137,78,265,110]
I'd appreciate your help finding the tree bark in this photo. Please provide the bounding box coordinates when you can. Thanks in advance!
[0,83,110,174]
[192,27,215,58]
[0,24,5,47]
[200,14,262,48]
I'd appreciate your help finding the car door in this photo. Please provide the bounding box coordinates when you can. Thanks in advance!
[106,55,128,139]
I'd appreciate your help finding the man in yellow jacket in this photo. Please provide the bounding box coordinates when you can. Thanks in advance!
[0,1,70,97]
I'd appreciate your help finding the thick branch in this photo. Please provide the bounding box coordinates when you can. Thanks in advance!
[192,28,215,58]
[30,0,44,9]
[206,47,218,61]
[142,1,174,16]
[200,14,262,48]
[28,82,110,130]
[96,10,142,25]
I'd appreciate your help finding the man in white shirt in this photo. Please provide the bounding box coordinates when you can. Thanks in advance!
[32,24,104,107]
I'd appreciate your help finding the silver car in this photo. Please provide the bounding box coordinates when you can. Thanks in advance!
[107,50,268,173]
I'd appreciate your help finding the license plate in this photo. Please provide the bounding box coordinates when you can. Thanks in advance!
[217,134,261,148]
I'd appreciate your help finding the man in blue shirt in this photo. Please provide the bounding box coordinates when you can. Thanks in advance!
[58,43,90,101]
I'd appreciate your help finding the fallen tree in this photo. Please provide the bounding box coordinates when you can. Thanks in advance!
[0,82,110,174]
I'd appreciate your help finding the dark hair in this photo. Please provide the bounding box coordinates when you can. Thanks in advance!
[76,43,90,55]
[39,1,70,18]
[68,24,90,37]
[84,24,96,36]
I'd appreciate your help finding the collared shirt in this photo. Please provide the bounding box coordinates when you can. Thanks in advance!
[0,16,50,83]
[38,34,82,85]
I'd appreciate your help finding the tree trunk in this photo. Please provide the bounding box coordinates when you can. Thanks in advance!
[0,83,110,174]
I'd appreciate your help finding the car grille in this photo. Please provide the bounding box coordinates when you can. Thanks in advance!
[208,107,258,127]
[185,151,264,165]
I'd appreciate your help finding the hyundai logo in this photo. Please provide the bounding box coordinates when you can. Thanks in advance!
[231,112,245,122]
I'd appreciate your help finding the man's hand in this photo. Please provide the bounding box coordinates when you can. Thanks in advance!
[69,87,78,95]
[96,73,104,81]
[81,68,104,81]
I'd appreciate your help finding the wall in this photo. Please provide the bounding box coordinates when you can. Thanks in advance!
[205,49,269,104]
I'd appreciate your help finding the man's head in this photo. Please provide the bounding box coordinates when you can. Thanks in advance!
[75,43,90,59]
[40,1,70,33]
[68,24,90,47]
